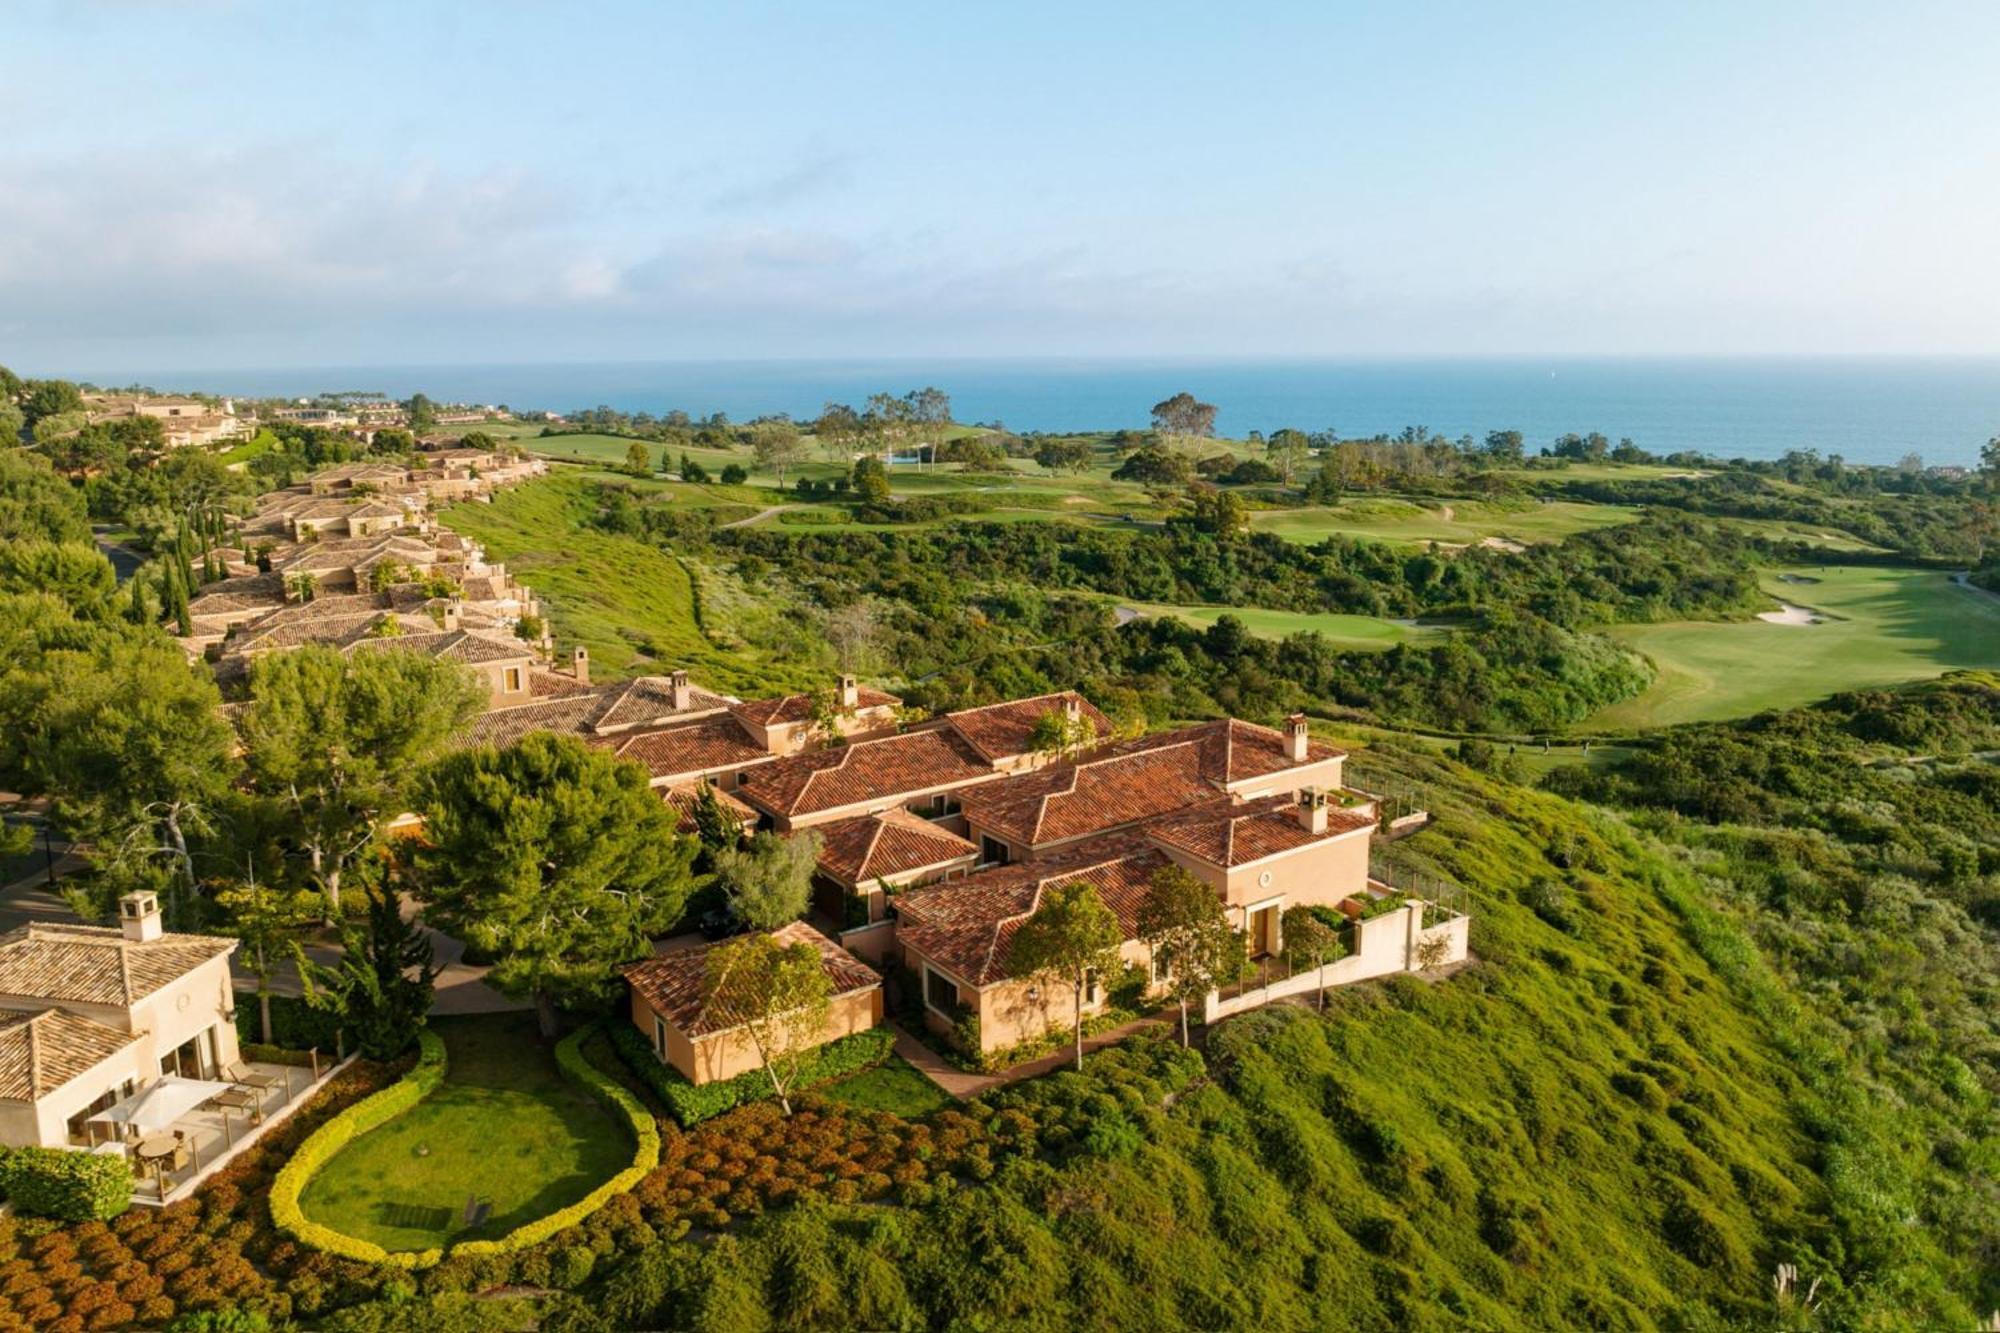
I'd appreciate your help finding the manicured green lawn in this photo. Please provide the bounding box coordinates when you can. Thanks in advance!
[817,1056,952,1117]
[1118,601,1442,651]
[1588,566,2000,730]
[297,1014,634,1252]
[1251,497,1638,547]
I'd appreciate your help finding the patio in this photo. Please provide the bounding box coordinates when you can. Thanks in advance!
[86,1056,344,1206]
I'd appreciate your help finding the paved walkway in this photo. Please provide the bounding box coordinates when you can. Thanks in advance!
[891,1013,1177,1099]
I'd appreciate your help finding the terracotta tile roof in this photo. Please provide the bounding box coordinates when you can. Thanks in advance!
[1146,793,1375,868]
[660,783,758,834]
[0,923,235,1008]
[348,629,532,666]
[600,715,775,783]
[895,838,1161,986]
[0,1009,140,1102]
[186,573,285,615]
[622,921,879,1038]
[730,686,901,728]
[813,808,977,887]
[943,691,1112,762]
[466,674,733,748]
[957,719,1345,849]
[736,729,996,819]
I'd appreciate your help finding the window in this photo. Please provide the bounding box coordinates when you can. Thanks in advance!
[1083,969,1101,1007]
[923,794,960,819]
[504,667,524,693]
[924,966,969,1019]
[979,836,1009,867]
[652,1015,668,1060]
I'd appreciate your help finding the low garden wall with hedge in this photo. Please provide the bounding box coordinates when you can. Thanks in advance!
[608,1022,895,1126]
[269,1023,659,1268]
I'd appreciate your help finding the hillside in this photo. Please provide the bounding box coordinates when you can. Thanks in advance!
[506,740,1974,1332]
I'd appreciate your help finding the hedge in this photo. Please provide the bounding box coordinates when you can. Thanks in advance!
[609,1022,896,1126]
[0,1144,133,1220]
[268,1026,448,1269]
[236,993,343,1054]
[272,1023,657,1265]
[450,1025,660,1256]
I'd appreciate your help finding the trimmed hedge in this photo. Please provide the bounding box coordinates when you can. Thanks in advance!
[0,1144,133,1220]
[272,1023,656,1265]
[450,1025,660,1256]
[268,1026,448,1269]
[609,1021,896,1126]
[236,993,343,1054]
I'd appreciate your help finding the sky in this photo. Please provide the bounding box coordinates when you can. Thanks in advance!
[3,1,1998,373]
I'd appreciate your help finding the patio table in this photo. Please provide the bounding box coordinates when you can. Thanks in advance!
[213,1087,262,1118]
[135,1135,176,1163]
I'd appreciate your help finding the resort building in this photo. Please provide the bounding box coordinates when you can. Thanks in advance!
[0,893,241,1149]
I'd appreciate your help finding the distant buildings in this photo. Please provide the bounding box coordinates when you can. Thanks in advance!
[84,394,253,449]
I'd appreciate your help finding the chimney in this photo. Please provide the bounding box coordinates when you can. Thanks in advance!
[671,668,693,710]
[441,602,460,632]
[119,891,163,944]
[838,674,859,708]
[1063,694,1082,723]
[1285,713,1310,762]
[572,645,590,686]
[1297,788,1329,835]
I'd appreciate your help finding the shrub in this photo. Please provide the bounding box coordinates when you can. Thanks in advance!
[267,1028,446,1267]
[236,996,343,1056]
[609,1023,895,1127]
[0,1149,132,1222]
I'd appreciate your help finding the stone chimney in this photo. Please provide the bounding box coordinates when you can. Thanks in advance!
[838,674,859,708]
[441,602,460,632]
[1063,694,1082,723]
[119,891,163,944]
[671,669,693,710]
[1297,787,1329,834]
[1285,713,1310,763]
[572,645,590,686]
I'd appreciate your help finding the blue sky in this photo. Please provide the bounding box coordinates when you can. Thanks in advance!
[3,1,1997,371]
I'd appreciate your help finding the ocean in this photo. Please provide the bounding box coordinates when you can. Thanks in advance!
[83,357,2000,467]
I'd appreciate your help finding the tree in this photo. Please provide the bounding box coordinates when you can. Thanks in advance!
[1150,391,1219,450]
[689,783,744,856]
[749,420,808,489]
[680,453,711,484]
[1138,865,1241,1044]
[815,402,863,461]
[719,463,748,485]
[906,386,953,458]
[850,456,892,504]
[700,932,832,1115]
[1110,446,1190,487]
[1266,428,1311,483]
[625,441,652,477]
[409,734,696,1037]
[1982,437,2000,485]
[296,881,439,1059]
[405,393,437,433]
[241,645,485,919]
[1178,484,1249,537]
[216,872,320,1044]
[1008,880,1123,1071]
[714,830,821,932]
[1280,906,1346,1011]
[823,599,880,673]
[1026,707,1094,760]
[1482,430,1525,461]
[20,379,84,428]
[1032,438,1095,473]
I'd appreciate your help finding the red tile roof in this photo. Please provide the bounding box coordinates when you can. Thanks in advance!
[730,685,901,729]
[813,809,977,887]
[736,729,996,819]
[942,691,1112,761]
[622,921,880,1037]
[894,838,1161,986]
[1146,793,1375,867]
[956,719,1345,849]
[466,673,732,747]
[660,783,758,835]
[600,715,775,783]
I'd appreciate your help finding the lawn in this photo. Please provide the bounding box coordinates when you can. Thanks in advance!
[1117,601,1442,651]
[1251,497,1638,547]
[816,1056,952,1117]
[297,1014,634,1252]
[440,472,820,694]
[1586,566,2000,730]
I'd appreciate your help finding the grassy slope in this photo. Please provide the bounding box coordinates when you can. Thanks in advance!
[1251,497,1639,547]
[441,472,819,695]
[298,1014,631,1251]
[1589,566,2000,729]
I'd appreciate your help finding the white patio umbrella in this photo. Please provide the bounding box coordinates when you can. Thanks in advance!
[87,1075,233,1134]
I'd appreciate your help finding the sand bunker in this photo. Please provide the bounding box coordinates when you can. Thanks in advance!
[1757,603,1824,626]
[1479,536,1527,553]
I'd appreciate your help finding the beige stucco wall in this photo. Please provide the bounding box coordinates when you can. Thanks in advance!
[8,1044,150,1148]
[909,937,1154,1055]
[629,986,883,1086]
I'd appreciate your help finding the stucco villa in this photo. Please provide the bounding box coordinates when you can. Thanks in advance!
[622,921,882,1086]
[0,893,241,1149]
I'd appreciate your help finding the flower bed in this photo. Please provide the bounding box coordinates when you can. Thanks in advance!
[608,1023,895,1126]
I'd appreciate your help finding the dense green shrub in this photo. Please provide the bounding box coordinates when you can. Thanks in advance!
[608,1022,895,1126]
[0,1146,132,1220]
[235,994,343,1055]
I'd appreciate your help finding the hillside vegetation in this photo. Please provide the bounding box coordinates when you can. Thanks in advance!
[514,738,1975,1331]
